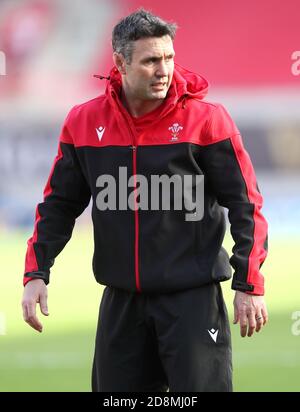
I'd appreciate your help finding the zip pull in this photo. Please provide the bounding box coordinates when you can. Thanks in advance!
[131,145,137,151]
[93,74,110,80]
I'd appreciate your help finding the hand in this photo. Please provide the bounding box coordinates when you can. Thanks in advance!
[233,291,268,337]
[21,279,49,333]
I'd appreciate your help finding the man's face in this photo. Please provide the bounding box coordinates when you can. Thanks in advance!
[121,35,175,101]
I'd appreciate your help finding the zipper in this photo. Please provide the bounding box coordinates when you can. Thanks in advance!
[131,144,141,292]
[113,94,141,293]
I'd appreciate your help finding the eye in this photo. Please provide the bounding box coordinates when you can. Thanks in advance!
[165,55,174,62]
[144,56,165,64]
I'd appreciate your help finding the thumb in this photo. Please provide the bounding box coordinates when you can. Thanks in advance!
[39,294,49,316]
[233,306,239,324]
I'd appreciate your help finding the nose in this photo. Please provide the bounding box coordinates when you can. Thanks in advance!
[155,59,169,78]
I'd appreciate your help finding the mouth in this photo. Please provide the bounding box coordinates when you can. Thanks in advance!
[151,82,167,90]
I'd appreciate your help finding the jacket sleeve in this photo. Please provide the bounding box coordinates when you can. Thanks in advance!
[199,104,268,295]
[23,109,91,285]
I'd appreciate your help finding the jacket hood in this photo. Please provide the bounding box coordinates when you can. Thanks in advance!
[172,63,209,101]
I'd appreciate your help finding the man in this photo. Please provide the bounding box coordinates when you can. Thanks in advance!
[22,9,268,392]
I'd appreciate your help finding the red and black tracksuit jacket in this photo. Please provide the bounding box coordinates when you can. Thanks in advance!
[23,64,268,295]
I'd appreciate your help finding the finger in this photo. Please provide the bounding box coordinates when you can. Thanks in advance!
[39,294,49,316]
[255,313,264,332]
[239,311,248,337]
[27,314,43,332]
[22,302,28,322]
[26,301,43,332]
[247,310,256,337]
[261,307,269,325]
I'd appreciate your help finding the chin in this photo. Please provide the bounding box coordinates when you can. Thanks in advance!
[150,91,168,100]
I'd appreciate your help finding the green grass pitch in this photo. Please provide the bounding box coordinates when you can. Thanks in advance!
[0,226,299,392]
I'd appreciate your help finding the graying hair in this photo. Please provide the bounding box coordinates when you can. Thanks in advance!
[112,9,177,63]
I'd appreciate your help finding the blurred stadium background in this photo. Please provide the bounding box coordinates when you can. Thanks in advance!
[0,0,300,392]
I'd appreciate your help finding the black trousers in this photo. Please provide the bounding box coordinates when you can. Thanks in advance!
[92,283,232,392]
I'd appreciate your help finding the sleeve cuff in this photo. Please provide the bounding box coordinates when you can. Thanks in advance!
[23,271,50,286]
[231,279,264,296]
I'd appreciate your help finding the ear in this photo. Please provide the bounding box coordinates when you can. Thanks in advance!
[113,52,127,75]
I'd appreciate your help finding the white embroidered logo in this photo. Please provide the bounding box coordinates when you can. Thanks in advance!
[207,328,219,343]
[168,123,183,141]
[96,126,105,141]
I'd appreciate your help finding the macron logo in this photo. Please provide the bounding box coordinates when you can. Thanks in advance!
[96,126,105,141]
[207,328,218,343]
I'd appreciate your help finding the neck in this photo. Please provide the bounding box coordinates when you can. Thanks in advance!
[120,87,164,118]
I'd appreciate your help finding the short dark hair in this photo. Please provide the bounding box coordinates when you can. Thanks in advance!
[112,9,177,63]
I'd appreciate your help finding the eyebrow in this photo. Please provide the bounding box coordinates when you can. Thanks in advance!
[141,52,175,63]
